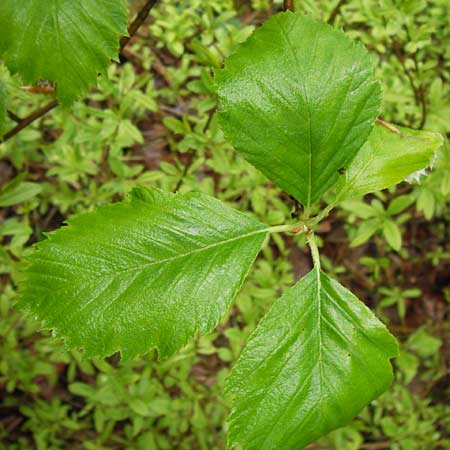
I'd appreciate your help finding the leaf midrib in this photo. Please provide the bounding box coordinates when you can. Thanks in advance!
[316,267,325,425]
[114,227,268,275]
[277,14,314,207]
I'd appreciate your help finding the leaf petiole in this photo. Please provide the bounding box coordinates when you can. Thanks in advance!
[266,223,306,235]
[306,231,321,271]
[308,201,339,227]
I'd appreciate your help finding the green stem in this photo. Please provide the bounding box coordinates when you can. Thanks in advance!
[266,223,306,235]
[309,200,338,227]
[306,232,321,271]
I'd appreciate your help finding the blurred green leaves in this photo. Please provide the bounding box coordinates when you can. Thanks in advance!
[0,175,42,207]
[0,73,7,133]
[342,195,414,251]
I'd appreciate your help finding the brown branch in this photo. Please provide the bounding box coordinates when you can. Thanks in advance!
[283,0,294,11]
[0,99,58,143]
[360,441,391,449]
[120,0,158,51]
[20,85,55,95]
[376,118,400,134]
[7,110,21,123]
[1,0,159,145]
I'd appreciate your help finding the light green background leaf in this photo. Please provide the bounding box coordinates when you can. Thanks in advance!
[335,123,443,201]
[0,175,42,207]
[382,220,402,251]
[216,12,381,208]
[0,0,128,105]
[0,73,7,133]
[19,187,267,359]
[227,270,398,450]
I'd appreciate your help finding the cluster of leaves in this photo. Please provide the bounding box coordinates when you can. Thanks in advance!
[10,7,444,450]
[1,0,449,449]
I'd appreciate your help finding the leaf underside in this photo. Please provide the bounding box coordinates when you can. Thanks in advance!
[19,187,267,360]
[227,269,398,450]
[336,122,444,201]
[0,0,128,105]
[216,12,381,207]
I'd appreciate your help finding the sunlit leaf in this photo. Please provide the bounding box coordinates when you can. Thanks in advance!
[216,12,381,207]
[0,0,128,105]
[227,270,398,450]
[19,187,267,359]
[335,122,443,201]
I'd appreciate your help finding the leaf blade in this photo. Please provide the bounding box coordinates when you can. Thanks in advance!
[0,181,42,207]
[0,0,128,105]
[19,187,267,359]
[216,12,381,207]
[226,270,398,450]
[336,122,443,201]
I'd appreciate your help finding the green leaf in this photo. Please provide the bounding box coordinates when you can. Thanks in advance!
[226,270,398,450]
[190,40,222,68]
[19,187,267,359]
[416,188,435,220]
[407,328,442,358]
[382,220,402,251]
[0,73,7,133]
[0,178,42,207]
[387,195,414,215]
[129,398,151,417]
[396,350,419,384]
[0,0,128,105]
[336,123,443,201]
[350,219,379,247]
[340,199,376,219]
[216,12,381,207]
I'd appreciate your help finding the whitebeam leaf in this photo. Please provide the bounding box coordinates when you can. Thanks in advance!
[19,187,267,359]
[335,122,444,201]
[0,0,128,105]
[216,12,381,207]
[227,270,398,450]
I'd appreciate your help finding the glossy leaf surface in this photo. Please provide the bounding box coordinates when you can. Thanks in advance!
[19,187,267,359]
[227,270,398,450]
[336,122,443,201]
[0,0,128,105]
[216,12,381,207]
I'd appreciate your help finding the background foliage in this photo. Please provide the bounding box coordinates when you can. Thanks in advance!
[0,0,449,449]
